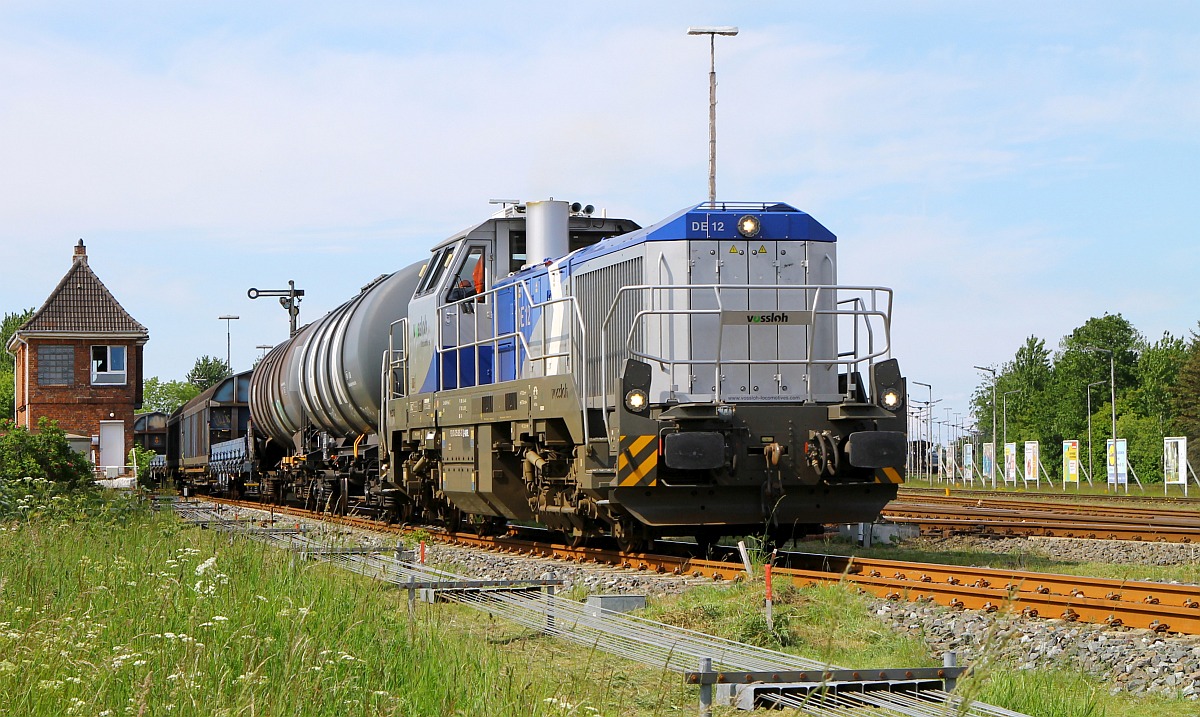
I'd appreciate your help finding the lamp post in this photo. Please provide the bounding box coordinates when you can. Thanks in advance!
[974,365,998,487]
[913,381,933,476]
[687,25,738,204]
[1082,346,1116,442]
[218,315,239,371]
[1086,380,1107,482]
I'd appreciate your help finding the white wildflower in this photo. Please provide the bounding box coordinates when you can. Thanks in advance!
[211,615,228,622]
[194,557,217,576]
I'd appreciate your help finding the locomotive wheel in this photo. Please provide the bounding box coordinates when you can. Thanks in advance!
[613,520,652,554]
[472,516,507,537]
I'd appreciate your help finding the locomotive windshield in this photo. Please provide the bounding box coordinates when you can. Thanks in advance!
[416,246,455,295]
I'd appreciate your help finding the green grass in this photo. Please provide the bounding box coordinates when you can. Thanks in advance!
[3,499,1197,717]
[641,581,933,668]
[0,508,691,716]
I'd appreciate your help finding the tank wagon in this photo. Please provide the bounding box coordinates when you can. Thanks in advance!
[182,200,907,549]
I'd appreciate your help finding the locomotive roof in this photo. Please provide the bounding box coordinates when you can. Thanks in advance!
[496,201,836,284]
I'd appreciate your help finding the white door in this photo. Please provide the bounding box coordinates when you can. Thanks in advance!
[99,420,125,478]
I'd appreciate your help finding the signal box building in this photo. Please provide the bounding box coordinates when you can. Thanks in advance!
[5,241,149,473]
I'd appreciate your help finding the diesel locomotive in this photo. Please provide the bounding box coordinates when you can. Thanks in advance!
[170,199,907,550]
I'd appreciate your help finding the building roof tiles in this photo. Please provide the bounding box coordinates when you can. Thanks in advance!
[19,240,148,337]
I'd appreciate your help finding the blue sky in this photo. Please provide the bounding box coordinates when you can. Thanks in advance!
[2,1,1197,428]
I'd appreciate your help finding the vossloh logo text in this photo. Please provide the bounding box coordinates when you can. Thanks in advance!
[720,310,813,326]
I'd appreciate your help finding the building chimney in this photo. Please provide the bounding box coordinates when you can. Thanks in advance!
[74,239,87,265]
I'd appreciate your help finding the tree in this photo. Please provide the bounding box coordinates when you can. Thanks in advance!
[1132,333,1187,425]
[185,355,232,391]
[1171,329,1200,471]
[139,377,202,415]
[0,309,35,420]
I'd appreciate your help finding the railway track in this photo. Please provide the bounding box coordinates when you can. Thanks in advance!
[881,494,1200,543]
[900,485,1200,508]
[201,497,1200,636]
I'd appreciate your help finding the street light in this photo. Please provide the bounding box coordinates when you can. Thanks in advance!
[1082,346,1116,443]
[913,381,933,476]
[974,366,998,487]
[1086,380,1107,482]
[218,315,239,371]
[687,25,738,204]
[256,344,274,359]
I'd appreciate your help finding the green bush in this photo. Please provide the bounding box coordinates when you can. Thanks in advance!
[0,417,92,487]
[128,444,158,487]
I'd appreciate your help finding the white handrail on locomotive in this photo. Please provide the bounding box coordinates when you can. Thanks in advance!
[384,282,593,446]
[598,284,894,452]
[836,295,882,377]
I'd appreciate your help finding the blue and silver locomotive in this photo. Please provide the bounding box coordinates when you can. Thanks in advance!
[191,199,906,550]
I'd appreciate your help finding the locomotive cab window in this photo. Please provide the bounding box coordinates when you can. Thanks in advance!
[446,246,487,307]
[91,345,126,385]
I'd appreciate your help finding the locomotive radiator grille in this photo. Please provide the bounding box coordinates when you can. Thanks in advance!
[576,257,643,409]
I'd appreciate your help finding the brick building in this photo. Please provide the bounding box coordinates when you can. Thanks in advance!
[5,240,150,473]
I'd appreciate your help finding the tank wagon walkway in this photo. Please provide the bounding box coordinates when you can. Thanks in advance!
[172,500,1026,716]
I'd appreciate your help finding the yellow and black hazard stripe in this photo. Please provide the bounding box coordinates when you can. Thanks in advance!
[876,467,904,484]
[617,435,658,487]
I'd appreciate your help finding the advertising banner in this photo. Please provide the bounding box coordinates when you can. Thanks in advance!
[983,443,995,485]
[963,443,975,483]
[1164,437,1187,487]
[946,445,956,482]
[1023,441,1039,485]
[1107,439,1128,486]
[1062,440,1080,484]
[1004,442,1017,484]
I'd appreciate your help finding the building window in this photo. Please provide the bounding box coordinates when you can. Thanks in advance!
[37,345,75,386]
[91,345,126,385]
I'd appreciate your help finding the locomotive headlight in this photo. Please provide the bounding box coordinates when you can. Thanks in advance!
[736,215,761,238]
[625,388,648,412]
[881,388,902,409]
